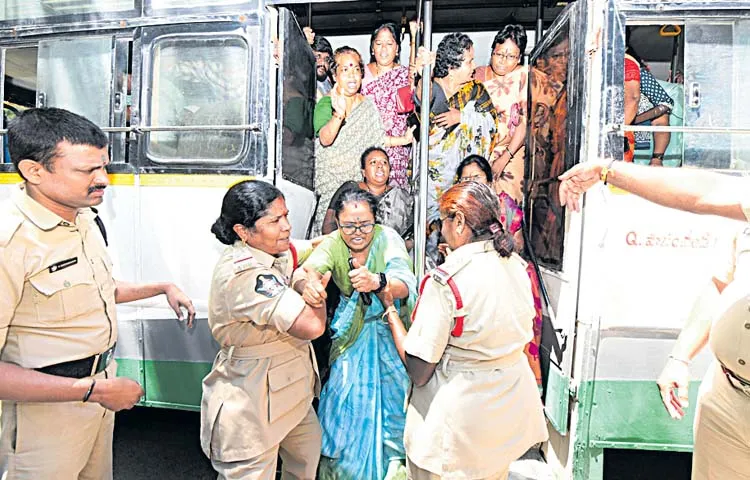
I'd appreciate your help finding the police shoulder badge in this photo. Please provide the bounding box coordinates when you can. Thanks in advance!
[255,274,285,298]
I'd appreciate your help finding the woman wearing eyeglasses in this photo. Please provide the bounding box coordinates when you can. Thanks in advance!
[292,189,417,480]
[475,25,528,205]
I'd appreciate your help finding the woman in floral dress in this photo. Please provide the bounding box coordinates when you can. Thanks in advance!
[475,24,529,205]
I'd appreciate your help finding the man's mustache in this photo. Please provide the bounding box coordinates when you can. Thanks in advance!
[88,185,107,194]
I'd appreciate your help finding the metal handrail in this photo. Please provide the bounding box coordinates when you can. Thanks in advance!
[618,124,750,135]
[0,123,263,135]
[414,0,432,279]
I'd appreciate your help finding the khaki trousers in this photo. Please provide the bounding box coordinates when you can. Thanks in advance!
[406,457,508,480]
[211,406,321,480]
[692,362,750,480]
[0,364,116,480]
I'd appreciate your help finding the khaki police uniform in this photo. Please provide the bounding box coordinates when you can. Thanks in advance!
[403,240,547,480]
[201,240,322,480]
[0,185,118,480]
[690,222,750,480]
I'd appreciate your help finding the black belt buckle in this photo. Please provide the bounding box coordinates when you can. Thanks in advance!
[92,344,116,376]
[721,365,750,395]
[36,343,116,379]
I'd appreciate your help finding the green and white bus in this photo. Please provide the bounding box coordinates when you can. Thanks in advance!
[3,0,749,477]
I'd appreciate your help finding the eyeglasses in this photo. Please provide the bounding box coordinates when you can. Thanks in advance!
[339,223,375,235]
[459,174,485,183]
[492,52,520,62]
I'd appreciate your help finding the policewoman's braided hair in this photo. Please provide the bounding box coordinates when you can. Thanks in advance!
[211,180,284,245]
[438,182,514,257]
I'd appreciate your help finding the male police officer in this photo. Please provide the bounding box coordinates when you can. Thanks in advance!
[559,161,750,479]
[0,108,195,479]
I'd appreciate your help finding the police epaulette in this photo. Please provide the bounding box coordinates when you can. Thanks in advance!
[233,255,261,274]
[429,257,471,285]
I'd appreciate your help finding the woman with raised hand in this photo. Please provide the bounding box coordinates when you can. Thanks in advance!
[313,46,414,236]
[293,189,417,480]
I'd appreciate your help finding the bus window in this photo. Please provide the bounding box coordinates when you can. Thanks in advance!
[1,0,134,23]
[625,25,685,167]
[146,35,250,165]
[2,47,37,165]
[37,37,114,132]
[682,22,734,170]
[149,0,248,9]
[625,21,750,171]
[526,22,572,270]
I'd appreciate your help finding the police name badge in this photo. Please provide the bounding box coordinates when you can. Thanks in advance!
[255,274,285,298]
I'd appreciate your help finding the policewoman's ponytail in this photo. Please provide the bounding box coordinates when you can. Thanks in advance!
[438,182,514,258]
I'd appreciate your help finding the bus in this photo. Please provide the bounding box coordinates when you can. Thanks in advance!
[529,1,749,478]
[2,0,748,478]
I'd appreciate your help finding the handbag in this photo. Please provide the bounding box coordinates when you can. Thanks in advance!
[396,85,415,114]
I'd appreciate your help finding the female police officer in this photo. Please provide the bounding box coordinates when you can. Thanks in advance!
[200,180,328,480]
[379,182,547,479]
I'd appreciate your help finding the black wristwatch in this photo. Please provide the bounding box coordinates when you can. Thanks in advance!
[373,272,388,293]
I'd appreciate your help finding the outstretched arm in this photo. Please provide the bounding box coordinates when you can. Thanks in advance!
[559,161,748,221]
[115,280,196,327]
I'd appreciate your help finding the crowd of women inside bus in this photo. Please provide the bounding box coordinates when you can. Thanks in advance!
[201,21,551,480]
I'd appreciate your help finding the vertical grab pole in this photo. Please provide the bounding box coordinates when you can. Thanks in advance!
[536,0,544,44]
[414,0,433,279]
[307,3,312,27]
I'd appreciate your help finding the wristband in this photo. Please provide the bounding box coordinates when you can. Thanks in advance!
[373,272,388,294]
[332,111,345,121]
[505,146,515,159]
[83,379,96,403]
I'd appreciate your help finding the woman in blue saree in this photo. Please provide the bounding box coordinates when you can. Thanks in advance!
[293,189,417,480]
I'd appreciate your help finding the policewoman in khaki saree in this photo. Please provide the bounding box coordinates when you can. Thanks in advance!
[200,180,328,480]
[379,182,547,480]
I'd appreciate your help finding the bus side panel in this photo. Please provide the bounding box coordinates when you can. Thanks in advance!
[134,180,230,408]
[580,191,741,454]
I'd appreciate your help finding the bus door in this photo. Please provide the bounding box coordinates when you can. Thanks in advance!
[561,3,750,478]
[525,0,586,466]
[274,7,317,236]
[130,19,261,409]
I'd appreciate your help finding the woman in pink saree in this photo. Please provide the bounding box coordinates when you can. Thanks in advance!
[361,22,413,189]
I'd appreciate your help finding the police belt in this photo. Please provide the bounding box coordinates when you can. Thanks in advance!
[221,337,309,362]
[438,349,524,374]
[35,344,116,379]
[721,364,750,394]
